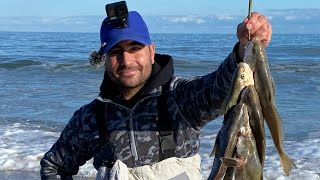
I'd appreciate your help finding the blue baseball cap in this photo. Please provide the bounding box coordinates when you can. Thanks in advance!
[100,11,151,54]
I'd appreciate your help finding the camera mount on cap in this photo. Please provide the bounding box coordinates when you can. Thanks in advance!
[105,1,129,29]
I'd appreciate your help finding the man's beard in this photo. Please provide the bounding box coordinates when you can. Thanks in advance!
[112,63,152,89]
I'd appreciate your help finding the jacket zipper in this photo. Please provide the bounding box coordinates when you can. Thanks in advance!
[129,108,139,162]
[128,94,160,165]
[97,91,161,165]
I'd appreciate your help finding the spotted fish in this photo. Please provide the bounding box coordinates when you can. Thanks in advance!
[221,62,254,114]
[243,37,297,175]
[209,86,263,180]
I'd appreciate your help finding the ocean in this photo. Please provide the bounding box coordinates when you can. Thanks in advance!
[0,31,319,180]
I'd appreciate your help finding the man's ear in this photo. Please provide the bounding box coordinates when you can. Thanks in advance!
[149,43,155,64]
[103,54,108,70]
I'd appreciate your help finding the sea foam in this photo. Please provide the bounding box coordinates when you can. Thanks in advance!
[1,122,320,179]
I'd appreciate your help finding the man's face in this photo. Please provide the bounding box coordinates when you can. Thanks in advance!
[105,40,155,88]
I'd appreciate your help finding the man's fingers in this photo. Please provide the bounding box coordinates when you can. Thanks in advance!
[247,14,268,33]
[263,26,272,47]
[251,23,269,39]
[254,22,272,44]
[237,12,272,48]
[237,18,249,41]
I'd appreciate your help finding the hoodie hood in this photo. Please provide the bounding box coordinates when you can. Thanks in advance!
[99,53,174,100]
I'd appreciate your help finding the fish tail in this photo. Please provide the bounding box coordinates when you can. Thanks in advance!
[280,152,297,176]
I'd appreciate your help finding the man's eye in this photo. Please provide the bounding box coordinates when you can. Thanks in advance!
[107,49,121,56]
[129,46,142,52]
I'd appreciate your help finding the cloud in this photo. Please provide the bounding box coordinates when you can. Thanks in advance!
[40,17,55,23]
[216,15,236,20]
[265,8,320,21]
[163,16,205,24]
[0,16,103,32]
[0,9,320,34]
[284,16,297,21]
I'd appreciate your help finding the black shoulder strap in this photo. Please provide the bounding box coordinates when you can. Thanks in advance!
[95,99,115,167]
[96,100,108,144]
[157,80,176,161]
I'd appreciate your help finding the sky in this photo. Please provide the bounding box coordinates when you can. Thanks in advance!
[1,0,320,17]
[0,0,320,33]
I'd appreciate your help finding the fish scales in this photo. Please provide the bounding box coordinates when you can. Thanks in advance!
[209,87,263,180]
[243,37,297,175]
[209,37,296,180]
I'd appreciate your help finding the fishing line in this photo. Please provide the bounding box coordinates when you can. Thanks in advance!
[247,0,252,41]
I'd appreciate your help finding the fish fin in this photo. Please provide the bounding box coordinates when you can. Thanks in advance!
[220,157,238,167]
[211,137,220,157]
[280,153,297,176]
[221,95,229,115]
[270,104,285,142]
[223,167,235,180]
[271,77,276,98]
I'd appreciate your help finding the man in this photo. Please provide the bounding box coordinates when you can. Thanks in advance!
[40,9,272,179]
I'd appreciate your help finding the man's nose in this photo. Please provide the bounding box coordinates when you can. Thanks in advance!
[119,51,134,66]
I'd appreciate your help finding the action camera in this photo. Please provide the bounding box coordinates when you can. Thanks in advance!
[105,1,129,28]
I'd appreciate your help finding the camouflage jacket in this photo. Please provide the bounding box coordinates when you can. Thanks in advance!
[40,47,239,179]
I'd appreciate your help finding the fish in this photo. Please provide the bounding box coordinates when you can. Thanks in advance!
[208,101,250,180]
[211,62,254,160]
[243,37,297,175]
[241,84,266,166]
[221,62,254,115]
[208,87,263,180]
[209,63,260,180]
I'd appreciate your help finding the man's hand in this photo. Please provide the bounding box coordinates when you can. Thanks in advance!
[236,12,272,60]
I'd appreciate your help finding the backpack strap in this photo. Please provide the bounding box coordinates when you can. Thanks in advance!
[157,80,176,161]
[96,100,116,168]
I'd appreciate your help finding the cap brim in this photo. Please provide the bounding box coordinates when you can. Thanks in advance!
[104,33,151,53]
